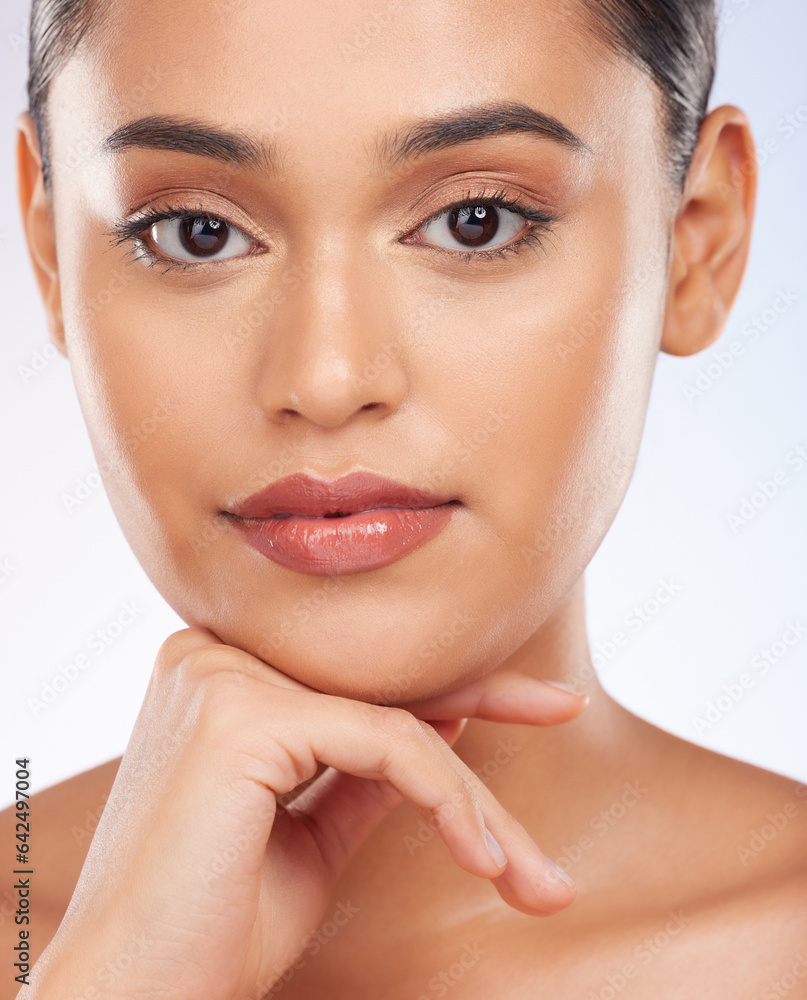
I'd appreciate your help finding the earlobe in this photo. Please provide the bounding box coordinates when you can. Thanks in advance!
[16,111,67,357]
[661,104,758,358]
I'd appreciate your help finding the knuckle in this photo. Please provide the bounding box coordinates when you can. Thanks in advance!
[154,626,219,677]
[374,705,427,742]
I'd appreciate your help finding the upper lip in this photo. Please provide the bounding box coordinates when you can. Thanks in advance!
[226,471,459,518]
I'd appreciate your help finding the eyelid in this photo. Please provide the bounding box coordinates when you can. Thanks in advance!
[111,192,268,248]
[108,195,269,272]
[397,183,558,238]
[397,184,560,261]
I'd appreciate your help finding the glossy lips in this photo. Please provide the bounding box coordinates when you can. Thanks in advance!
[224,471,460,575]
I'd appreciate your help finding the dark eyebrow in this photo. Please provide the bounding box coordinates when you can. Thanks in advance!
[98,100,588,173]
[99,115,274,169]
[375,100,590,165]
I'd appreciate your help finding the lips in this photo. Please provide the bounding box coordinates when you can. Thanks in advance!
[223,471,461,575]
[226,470,456,518]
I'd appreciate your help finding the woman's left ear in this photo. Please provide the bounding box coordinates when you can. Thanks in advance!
[661,104,758,357]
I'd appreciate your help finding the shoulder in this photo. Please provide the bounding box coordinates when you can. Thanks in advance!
[702,751,807,884]
[652,749,807,973]
[0,756,122,986]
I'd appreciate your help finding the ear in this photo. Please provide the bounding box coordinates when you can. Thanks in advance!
[661,104,758,357]
[16,111,66,357]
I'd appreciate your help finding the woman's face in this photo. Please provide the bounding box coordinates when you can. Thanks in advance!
[42,0,674,702]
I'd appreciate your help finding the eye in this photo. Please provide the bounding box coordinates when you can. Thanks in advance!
[147,214,254,262]
[401,189,559,263]
[415,202,531,253]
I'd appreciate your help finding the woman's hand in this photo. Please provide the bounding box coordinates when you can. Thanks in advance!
[28,626,587,1000]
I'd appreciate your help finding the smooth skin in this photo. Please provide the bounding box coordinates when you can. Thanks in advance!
[4,0,807,996]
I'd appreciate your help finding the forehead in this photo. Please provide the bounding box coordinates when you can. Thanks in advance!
[47,0,661,187]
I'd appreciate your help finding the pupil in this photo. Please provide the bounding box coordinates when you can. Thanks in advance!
[448,205,499,246]
[179,216,229,256]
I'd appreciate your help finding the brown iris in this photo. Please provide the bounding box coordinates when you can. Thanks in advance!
[447,205,500,247]
[178,216,229,256]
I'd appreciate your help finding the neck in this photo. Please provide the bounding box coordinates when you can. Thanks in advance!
[449,573,664,852]
[343,573,688,916]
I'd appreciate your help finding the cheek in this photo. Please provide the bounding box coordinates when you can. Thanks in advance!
[413,219,669,631]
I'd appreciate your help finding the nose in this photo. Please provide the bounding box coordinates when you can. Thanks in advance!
[254,249,409,430]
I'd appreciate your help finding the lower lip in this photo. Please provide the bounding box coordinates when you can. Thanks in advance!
[229,503,459,576]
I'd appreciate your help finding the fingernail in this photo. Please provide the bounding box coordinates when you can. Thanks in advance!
[545,857,576,888]
[483,824,507,869]
[544,680,587,698]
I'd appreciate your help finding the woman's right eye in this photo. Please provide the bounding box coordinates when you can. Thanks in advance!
[147,214,256,263]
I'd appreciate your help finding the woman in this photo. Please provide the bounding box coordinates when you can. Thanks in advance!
[5,0,807,996]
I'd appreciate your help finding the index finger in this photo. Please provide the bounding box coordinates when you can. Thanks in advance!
[157,625,321,694]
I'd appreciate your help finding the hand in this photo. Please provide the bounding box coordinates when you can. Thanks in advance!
[27,626,587,1000]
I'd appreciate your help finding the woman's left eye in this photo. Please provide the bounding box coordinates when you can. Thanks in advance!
[412,202,533,253]
[147,214,254,262]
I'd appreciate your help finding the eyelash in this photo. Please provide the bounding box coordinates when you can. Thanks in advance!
[109,187,558,273]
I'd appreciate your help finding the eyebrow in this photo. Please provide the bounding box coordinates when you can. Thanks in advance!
[376,100,590,165]
[98,100,589,172]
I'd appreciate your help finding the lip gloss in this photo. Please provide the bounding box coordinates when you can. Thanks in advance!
[230,503,458,575]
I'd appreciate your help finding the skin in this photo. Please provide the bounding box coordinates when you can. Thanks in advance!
[5,0,807,996]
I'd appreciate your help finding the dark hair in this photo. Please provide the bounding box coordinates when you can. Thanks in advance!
[580,0,717,188]
[28,0,716,192]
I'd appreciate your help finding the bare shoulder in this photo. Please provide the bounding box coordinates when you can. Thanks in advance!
[692,744,807,885]
[0,756,122,989]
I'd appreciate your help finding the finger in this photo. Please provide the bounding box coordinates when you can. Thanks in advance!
[266,696,572,915]
[158,626,321,694]
[413,718,577,917]
[394,668,589,725]
[285,718,469,865]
